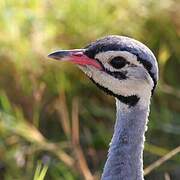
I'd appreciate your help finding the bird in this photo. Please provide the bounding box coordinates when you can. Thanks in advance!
[48,35,158,180]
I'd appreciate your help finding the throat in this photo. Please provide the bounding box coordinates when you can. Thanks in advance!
[89,77,139,106]
[102,99,150,180]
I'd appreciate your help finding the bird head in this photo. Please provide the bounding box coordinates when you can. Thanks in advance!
[48,35,158,107]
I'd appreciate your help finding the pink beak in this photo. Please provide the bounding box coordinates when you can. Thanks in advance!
[48,49,102,70]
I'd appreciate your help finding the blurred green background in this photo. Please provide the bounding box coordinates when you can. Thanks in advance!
[0,0,180,179]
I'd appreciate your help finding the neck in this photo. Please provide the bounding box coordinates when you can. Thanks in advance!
[102,99,150,180]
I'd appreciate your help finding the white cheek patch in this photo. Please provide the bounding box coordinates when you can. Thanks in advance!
[88,66,153,108]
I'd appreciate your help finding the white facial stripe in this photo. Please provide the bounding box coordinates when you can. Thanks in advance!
[95,51,143,67]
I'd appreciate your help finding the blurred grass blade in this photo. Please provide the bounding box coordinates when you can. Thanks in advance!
[34,161,48,180]
[71,97,94,180]
[0,90,12,113]
[55,91,71,138]
[144,146,180,176]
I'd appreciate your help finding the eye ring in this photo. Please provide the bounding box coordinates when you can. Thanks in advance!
[109,56,129,69]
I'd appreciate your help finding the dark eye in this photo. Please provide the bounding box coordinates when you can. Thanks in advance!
[109,56,128,69]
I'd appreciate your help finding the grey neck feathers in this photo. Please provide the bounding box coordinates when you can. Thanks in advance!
[101,99,150,180]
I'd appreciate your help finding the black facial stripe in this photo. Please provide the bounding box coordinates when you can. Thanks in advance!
[105,69,127,80]
[89,78,139,106]
[95,58,105,71]
[148,71,156,94]
[137,57,156,94]
[140,59,152,71]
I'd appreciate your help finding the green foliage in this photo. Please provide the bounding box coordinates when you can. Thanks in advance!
[0,0,180,179]
[33,162,48,180]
